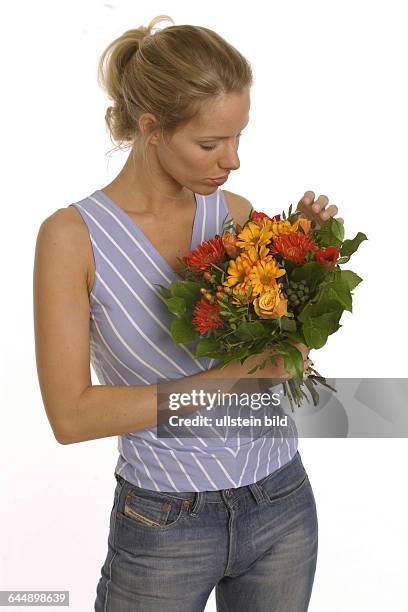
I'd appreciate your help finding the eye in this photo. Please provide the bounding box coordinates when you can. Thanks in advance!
[199,133,243,152]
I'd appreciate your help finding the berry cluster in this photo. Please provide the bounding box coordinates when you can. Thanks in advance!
[282,280,310,309]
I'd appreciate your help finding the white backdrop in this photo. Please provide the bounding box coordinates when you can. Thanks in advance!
[1,0,407,610]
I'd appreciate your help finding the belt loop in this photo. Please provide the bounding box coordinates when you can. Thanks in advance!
[190,491,205,516]
[248,482,266,504]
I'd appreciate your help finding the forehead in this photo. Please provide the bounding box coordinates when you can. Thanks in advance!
[188,91,251,132]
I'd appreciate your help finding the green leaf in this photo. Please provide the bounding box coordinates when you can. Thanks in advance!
[340,232,368,257]
[298,297,342,322]
[154,283,172,299]
[164,296,186,316]
[339,270,363,291]
[280,316,297,332]
[291,262,330,292]
[234,321,266,340]
[313,217,343,248]
[195,337,221,358]
[324,277,353,312]
[336,255,350,264]
[303,312,341,348]
[330,217,345,242]
[280,341,304,381]
[170,317,199,343]
[170,280,202,308]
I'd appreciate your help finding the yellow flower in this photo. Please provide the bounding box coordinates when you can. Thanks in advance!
[222,255,250,288]
[235,221,273,251]
[240,244,272,271]
[231,282,252,305]
[253,287,288,319]
[248,258,286,296]
[268,218,300,239]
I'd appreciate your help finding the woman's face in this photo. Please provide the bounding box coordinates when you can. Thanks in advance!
[155,90,251,194]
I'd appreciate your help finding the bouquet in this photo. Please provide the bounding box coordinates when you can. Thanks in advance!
[156,204,367,411]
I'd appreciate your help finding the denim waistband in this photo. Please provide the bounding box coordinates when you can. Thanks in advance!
[114,450,301,510]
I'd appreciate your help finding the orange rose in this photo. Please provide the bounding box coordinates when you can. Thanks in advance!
[221,232,240,258]
[253,288,288,319]
[297,216,312,234]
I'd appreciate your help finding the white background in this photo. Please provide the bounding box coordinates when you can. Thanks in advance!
[1,1,407,610]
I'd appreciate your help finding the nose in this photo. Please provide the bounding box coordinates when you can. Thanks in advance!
[219,144,240,173]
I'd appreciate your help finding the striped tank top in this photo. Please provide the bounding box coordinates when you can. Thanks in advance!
[70,188,298,492]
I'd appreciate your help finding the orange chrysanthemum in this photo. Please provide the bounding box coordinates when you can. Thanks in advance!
[270,232,319,264]
[182,237,225,272]
[192,298,224,335]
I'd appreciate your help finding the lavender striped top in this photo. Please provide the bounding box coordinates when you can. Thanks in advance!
[69,188,298,492]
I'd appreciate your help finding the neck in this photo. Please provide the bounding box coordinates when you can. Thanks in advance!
[103,148,193,216]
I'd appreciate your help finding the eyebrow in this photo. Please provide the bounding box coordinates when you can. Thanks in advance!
[198,118,250,140]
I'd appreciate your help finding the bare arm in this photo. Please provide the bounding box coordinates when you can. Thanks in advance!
[33,197,307,446]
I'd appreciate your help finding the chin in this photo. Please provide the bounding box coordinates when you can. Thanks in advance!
[194,183,220,196]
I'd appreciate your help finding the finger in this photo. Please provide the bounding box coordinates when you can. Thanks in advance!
[319,204,339,221]
[336,217,344,224]
[299,191,315,206]
[312,194,329,213]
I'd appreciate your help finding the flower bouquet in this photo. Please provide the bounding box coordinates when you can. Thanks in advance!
[156,204,367,411]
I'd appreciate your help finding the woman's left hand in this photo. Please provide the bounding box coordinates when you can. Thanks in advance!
[296,191,344,228]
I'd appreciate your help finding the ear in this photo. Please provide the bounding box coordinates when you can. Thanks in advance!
[138,112,161,144]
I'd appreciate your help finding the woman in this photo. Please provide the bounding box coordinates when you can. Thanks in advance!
[33,15,342,611]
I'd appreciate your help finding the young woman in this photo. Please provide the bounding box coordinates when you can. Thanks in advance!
[33,15,342,612]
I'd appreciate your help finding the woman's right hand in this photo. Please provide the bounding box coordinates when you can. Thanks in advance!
[212,341,310,381]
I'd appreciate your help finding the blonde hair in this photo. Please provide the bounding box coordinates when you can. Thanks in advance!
[97,15,253,164]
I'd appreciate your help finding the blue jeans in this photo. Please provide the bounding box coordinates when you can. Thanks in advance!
[94,450,318,611]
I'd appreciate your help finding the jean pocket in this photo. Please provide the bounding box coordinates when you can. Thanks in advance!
[258,454,309,505]
[117,485,186,532]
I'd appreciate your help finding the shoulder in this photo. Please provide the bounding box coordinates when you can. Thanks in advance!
[35,206,91,290]
[38,205,88,242]
[221,189,254,228]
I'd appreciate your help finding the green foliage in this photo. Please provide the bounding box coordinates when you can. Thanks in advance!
[234,321,266,340]
[340,232,368,257]
[170,317,199,344]
[170,280,202,308]
[164,296,186,316]
[291,262,330,292]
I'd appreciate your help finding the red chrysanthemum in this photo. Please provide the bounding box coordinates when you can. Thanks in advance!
[250,211,281,223]
[315,246,340,270]
[192,298,225,335]
[182,237,225,272]
[270,232,319,264]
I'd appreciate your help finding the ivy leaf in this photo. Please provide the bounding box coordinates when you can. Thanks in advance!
[339,270,363,291]
[164,296,186,316]
[302,312,341,348]
[171,317,199,344]
[280,341,304,381]
[196,337,224,359]
[340,232,368,257]
[154,283,172,299]
[291,262,330,292]
[280,316,297,332]
[235,321,266,340]
[298,297,341,322]
[324,277,353,312]
[170,280,202,308]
